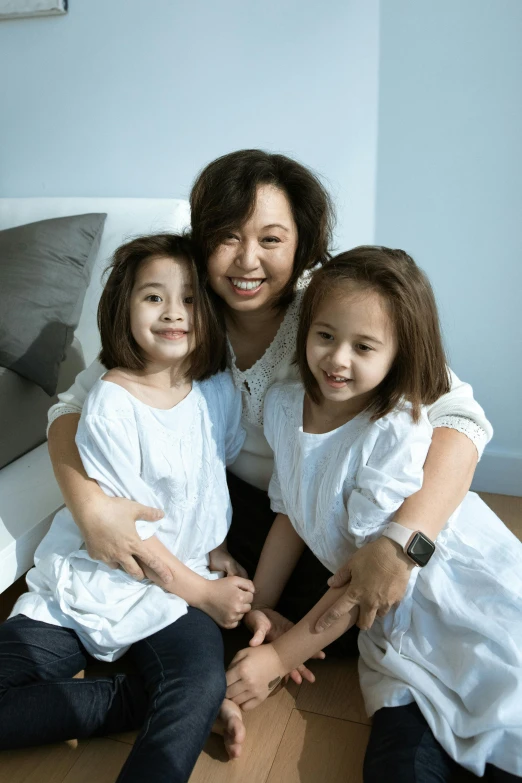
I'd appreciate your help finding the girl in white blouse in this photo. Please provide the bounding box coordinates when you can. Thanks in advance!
[2,234,253,781]
[226,247,522,781]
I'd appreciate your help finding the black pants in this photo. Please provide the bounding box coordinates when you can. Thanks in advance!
[226,470,359,656]
[0,611,226,783]
[364,703,521,783]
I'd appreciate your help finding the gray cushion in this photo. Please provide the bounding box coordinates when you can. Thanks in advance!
[0,338,86,470]
[0,213,106,396]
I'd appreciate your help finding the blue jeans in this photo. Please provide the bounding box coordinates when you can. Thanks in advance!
[364,702,521,782]
[0,610,226,783]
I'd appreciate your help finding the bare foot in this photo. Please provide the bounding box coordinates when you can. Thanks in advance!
[212,698,246,759]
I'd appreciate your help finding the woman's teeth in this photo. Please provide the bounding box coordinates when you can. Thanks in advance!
[231,278,263,291]
[327,372,350,382]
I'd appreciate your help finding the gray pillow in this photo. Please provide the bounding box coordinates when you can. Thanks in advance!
[0,213,106,395]
[0,338,86,470]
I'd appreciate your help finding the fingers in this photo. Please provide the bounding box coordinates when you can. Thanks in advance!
[235,562,249,579]
[311,650,326,660]
[315,594,357,632]
[134,503,164,522]
[119,557,145,581]
[135,550,172,585]
[289,669,303,685]
[296,664,316,684]
[249,627,268,647]
[231,576,255,594]
[357,605,378,631]
[327,562,352,589]
[223,559,249,579]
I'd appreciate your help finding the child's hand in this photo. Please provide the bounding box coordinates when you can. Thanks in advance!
[208,543,249,578]
[244,607,293,645]
[244,608,325,686]
[226,644,286,711]
[199,576,254,629]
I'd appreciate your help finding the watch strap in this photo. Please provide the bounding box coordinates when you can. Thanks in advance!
[382,521,415,552]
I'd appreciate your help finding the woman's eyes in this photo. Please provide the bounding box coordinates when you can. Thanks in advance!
[318,331,334,341]
[184,296,194,305]
[222,234,281,244]
[356,344,373,352]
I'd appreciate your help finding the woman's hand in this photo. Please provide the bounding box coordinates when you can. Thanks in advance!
[208,543,249,578]
[226,644,286,711]
[79,495,170,582]
[315,537,414,632]
[199,576,255,629]
[244,608,324,685]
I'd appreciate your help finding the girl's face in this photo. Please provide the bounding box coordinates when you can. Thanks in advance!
[306,285,397,414]
[130,255,195,369]
[207,184,298,315]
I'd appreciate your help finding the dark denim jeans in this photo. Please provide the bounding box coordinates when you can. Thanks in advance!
[364,702,521,782]
[0,609,226,783]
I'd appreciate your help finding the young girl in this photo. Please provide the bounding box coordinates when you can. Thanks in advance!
[226,246,522,781]
[0,234,253,782]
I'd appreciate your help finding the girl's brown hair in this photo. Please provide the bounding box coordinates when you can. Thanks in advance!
[190,149,335,309]
[296,246,451,422]
[97,234,226,380]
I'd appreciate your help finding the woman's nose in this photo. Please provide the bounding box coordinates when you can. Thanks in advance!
[235,241,260,271]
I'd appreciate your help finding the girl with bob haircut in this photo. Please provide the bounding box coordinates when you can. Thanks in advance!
[226,247,522,781]
[0,233,256,782]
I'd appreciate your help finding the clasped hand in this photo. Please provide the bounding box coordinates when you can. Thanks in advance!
[315,536,414,632]
[226,607,325,711]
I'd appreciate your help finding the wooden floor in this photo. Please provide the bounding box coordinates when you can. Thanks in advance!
[0,492,520,783]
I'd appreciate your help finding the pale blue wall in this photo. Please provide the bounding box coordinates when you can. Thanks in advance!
[376,1,522,494]
[0,0,379,252]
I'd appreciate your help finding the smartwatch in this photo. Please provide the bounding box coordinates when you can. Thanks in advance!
[382,521,435,567]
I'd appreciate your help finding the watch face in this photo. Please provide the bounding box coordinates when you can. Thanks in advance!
[407,532,435,566]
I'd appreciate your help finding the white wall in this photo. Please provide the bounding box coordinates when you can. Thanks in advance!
[376,0,522,495]
[0,0,380,252]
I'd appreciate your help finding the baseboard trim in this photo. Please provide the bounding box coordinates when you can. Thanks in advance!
[471,450,522,497]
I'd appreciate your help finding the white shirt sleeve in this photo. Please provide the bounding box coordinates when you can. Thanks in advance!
[426,369,492,458]
[263,386,287,515]
[221,374,247,466]
[75,408,161,541]
[348,410,433,546]
[47,359,106,433]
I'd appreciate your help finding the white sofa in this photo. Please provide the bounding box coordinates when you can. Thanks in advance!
[0,197,190,593]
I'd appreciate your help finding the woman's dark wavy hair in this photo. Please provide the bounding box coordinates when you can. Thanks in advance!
[190,149,335,309]
[97,233,226,380]
[296,246,451,422]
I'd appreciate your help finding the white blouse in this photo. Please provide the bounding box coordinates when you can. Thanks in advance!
[49,286,492,491]
[264,381,522,777]
[14,372,245,661]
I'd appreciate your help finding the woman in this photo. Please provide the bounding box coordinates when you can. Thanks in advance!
[47,149,492,643]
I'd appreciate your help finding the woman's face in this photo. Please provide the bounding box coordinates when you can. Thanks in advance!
[207,184,298,315]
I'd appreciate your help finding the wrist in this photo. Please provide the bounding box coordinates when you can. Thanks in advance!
[190,574,211,611]
[381,521,436,567]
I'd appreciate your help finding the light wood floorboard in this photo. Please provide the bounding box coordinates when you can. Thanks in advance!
[266,711,370,783]
[0,491,520,783]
